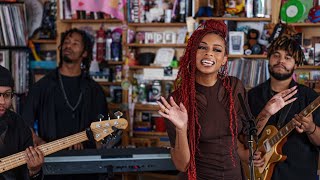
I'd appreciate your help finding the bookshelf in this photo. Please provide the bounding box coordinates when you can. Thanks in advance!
[0,1,29,113]
[55,0,130,145]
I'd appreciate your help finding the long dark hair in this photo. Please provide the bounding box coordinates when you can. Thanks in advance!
[175,20,238,179]
[58,28,94,73]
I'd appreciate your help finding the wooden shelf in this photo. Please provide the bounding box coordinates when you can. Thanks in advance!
[133,131,168,136]
[0,46,28,50]
[197,17,272,22]
[31,39,57,44]
[0,1,24,4]
[60,19,123,23]
[297,65,320,70]
[128,23,186,27]
[108,103,121,110]
[135,103,159,111]
[129,65,178,69]
[106,61,124,65]
[286,23,320,27]
[127,43,186,48]
[228,54,267,59]
[98,81,122,86]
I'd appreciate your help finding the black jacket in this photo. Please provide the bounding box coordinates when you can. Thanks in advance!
[0,110,42,180]
[22,69,108,144]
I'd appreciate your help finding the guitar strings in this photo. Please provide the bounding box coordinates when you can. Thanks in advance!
[0,124,118,172]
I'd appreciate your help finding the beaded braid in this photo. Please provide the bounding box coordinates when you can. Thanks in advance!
[174,20,239,179]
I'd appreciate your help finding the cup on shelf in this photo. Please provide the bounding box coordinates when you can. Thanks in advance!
[165,9,172,23]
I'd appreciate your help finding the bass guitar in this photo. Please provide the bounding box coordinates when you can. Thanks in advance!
[243,96,320,180]
[0,118,128,173]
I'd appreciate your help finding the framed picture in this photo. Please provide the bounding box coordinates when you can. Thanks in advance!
[315,43,320,66]
[312,37,320,65]
[229,31,244,55]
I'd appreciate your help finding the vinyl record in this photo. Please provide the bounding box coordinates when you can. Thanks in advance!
[280,0,305,23]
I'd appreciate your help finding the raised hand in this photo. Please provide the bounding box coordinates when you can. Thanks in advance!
[157,96,188,131]
[263,86,297,116]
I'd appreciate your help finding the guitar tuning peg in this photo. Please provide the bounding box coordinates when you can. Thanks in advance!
[114,111,123,119]
[97,114,104,122]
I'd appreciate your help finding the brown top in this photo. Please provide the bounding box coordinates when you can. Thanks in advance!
[166,77,248,180]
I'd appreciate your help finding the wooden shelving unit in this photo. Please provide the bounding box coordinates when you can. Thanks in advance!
[129,65,178,70]
[31,39,57,44]
[297,65,320,70]
[128,23,186,27]
[98,81,122,86]
[197,17,272,22]
[286,23,320,27]
[127,43,187,48]
[105,61,124,65]
[134,103,159,111]
[61,19,122,24]
[228,54,267,59]
[133,131,168,136]
[108,103,121,110]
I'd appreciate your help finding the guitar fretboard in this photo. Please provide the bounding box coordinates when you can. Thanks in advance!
[0,131,88,173]
[268,96,320,147]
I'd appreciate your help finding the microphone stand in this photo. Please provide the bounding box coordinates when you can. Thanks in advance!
[248,120,257,180]
[237,93,257,180]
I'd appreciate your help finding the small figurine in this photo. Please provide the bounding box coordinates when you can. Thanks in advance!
[308,4,320,23]
[226,0,245,15]
[243,29,263,55]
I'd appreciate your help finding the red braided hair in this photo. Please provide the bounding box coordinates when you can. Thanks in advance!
[174,20,239,179]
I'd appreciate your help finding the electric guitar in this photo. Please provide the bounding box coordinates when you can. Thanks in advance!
[0,118,128,174]
[243,96,320,180]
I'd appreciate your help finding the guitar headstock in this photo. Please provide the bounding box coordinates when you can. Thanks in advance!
[90,118,128,142]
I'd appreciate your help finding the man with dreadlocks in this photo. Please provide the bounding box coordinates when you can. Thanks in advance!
[22,28,108,179]
[249,35,320,180]
[157,20,298,180]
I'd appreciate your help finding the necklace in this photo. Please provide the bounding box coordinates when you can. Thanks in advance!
[58,72,83,114]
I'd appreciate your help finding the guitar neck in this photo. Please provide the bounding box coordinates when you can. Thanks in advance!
[269,96,320,147]
[0,131,88,173]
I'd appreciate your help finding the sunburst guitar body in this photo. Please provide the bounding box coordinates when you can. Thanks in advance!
[242,96,320,180]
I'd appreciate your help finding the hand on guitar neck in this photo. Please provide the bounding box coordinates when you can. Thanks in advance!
[293,114,315,134]
[25,146,44,177]
[0,118,128,174]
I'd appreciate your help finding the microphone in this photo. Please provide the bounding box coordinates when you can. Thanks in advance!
[237,93,258,140]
